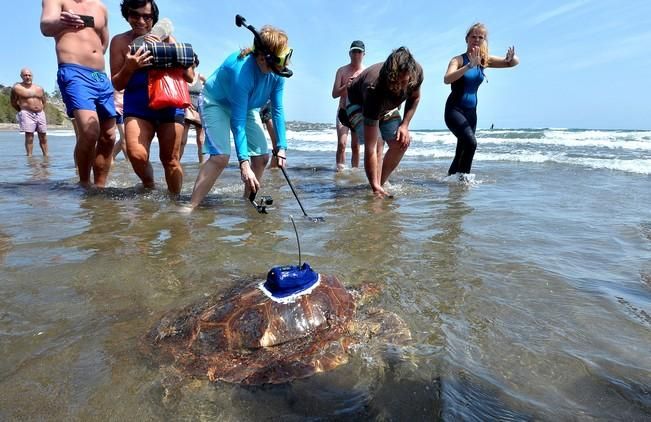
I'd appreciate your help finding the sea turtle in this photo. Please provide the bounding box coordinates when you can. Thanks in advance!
[141,272,411,385]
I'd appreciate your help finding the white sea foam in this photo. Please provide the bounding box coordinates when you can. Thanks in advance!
[473,152,651,174]
[443,173,477,185]
[287,129,337,142]
[46,128,651,174]
[286,129,651,151]
[46,130,76,137]
[284,128,651,174]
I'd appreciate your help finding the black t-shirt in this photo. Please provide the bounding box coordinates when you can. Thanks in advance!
[347,62,424,122]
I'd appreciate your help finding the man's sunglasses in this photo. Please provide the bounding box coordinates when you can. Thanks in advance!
[128,10,154,22]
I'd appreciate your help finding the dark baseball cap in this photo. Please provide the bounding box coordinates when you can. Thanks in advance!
[349,40,365,52]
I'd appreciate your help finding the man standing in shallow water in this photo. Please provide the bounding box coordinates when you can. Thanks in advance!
[41,0,117,188]
[11,68,49,157]
[332,40,365,171]
[345,47,423,197]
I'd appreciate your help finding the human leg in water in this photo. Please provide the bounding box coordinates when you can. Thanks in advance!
[445,105,477,175]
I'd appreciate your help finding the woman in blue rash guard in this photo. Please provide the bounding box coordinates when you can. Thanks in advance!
[443,23,519,179]
[190,25,291,209]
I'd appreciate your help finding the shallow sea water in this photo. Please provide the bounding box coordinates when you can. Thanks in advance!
[0,131,649,420]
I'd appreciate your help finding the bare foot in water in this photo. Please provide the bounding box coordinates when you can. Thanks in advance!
[177,204,194,214]
[372,187,393,199]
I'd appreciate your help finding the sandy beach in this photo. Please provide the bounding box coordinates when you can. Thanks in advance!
[0,123,20,131]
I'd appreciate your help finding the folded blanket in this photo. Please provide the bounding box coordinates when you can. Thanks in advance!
[129,42,195,69]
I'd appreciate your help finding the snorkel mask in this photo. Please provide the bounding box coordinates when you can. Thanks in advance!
[235,14,293,78]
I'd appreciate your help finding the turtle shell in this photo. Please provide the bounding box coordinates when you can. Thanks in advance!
[142,274,357,385]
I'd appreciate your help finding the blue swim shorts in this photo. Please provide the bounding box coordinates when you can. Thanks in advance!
[345,104,401,145]
[56,63,117,120]
[201,96,268,157]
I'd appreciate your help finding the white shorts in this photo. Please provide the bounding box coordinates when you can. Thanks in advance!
[17,110,47,133]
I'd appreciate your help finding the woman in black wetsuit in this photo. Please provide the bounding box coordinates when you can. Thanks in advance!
[443,23,519,179]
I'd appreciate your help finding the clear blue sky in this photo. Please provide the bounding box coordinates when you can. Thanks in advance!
[3,0,650,129]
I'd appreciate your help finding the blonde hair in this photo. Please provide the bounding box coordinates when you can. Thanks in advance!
[465,23,489,67]
[239,25,290,61]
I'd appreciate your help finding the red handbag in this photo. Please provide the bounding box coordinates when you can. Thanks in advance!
[148,68,191,110]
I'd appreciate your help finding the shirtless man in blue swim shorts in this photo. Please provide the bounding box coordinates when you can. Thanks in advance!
[41,0,117,188]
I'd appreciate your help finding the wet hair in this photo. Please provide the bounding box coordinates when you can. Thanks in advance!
[120,0,159,25]
[379,47,420,90]
[465,23,489,67]
[239,25,290,62]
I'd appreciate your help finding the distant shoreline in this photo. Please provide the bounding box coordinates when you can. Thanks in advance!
[0,121,333,132]
[0,122,72,132]
[1,122,647,133]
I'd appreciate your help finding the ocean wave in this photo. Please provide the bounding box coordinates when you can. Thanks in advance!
[287,128,651,150]
[287,129,337,142]
[45,127,650,174]
[398,148,649,174]
[475,152,651,174]
[476,137,650,151]
[46,130,76,137]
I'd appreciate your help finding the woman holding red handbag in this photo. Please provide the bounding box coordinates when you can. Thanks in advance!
[109,0,193,195]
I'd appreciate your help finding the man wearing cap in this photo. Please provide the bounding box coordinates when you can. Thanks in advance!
[331,40,365,171]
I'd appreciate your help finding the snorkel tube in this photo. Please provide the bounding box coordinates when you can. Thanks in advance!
[235,14,293,78]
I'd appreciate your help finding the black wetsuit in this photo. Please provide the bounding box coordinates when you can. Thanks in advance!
[445,53,485,175]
